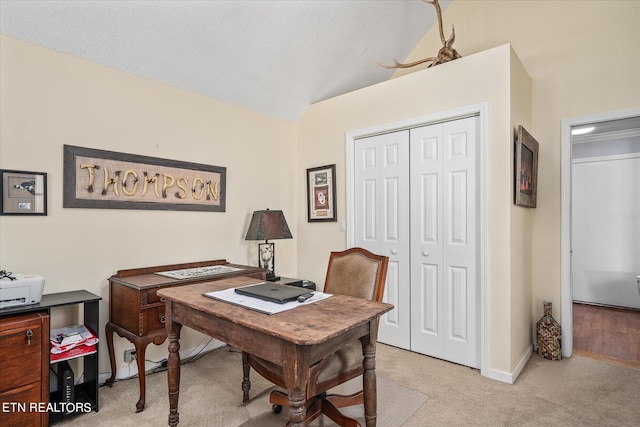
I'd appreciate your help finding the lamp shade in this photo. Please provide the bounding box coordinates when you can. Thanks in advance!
[245,209,292,241]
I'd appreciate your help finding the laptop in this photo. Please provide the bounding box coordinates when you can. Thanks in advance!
[234,283,312,304]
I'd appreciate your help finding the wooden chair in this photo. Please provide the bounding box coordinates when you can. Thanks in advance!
[241,247,389,426]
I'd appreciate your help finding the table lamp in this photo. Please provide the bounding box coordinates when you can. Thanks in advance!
[245,209,292,281]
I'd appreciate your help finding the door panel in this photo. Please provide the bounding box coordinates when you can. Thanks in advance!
[410,123,444,355]
[441,118,478,368]
[383,259,402,329]
[362,179,376,241]
[449,171,467,244]
[448,266,468,340]
[419,263,440,338]
[410,117,478,368]
[355,131,410,349]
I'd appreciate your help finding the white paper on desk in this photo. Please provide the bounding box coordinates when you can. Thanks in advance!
[202,287,332,315]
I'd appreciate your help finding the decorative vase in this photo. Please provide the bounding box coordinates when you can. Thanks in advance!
[536,301,561,360]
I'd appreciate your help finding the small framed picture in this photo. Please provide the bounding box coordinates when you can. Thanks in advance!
[0,170,48,215]
[514,125,539,208]
[307,164,337,222]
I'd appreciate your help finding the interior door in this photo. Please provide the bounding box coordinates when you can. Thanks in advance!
[572,139,640,309]
[354,130,411,349]
[409,118,479,368]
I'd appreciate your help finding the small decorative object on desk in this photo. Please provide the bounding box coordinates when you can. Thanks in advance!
[536,301,561,360]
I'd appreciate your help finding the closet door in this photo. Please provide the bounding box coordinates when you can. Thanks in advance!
[409,117,479,368]
[354,131,411,349]
[353,116,479,368]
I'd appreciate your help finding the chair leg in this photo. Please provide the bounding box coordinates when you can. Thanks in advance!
[269,389,289,407]
[306,397,326,424]
[326,390,363,408]
[270,389,318,411]
[242,352,251,403]
[321,397,361,427]
[271,389,363,427]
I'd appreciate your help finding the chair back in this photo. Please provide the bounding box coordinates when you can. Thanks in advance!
[323,247,388,302]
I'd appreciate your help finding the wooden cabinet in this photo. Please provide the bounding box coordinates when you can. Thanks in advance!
[0,291,101,426]
[0,312,49,427]
[105,259,265,412]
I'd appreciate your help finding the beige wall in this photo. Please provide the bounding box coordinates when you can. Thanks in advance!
[509,51,534,372]
[297,44,532,378]
[0,35,298,376]
[1,0,638,382]
[395,0,640,335]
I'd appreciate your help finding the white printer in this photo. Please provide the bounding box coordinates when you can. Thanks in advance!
[0,274,45,309]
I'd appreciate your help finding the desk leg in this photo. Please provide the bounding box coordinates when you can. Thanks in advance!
[242,351,251,403]
[361,321,378,427]
[104,322,117,387]
[167,321,182,427]
[103,322,166,412]
[134,340,149,412]
[282,342,310,427]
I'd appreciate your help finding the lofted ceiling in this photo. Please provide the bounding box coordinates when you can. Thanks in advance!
[0,0,451,122]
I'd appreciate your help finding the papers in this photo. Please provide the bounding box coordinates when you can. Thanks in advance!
[50,324,99,363]
[157,265,244,280]
[203,285,332,315]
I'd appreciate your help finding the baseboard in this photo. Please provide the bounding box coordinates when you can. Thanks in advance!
[483,344,533,384]
[100,340,226,385]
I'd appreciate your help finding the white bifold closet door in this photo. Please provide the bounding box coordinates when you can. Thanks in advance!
[354,116,479,369]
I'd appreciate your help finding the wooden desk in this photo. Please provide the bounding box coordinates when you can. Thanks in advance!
[105,260,265,412]
[158,276,393,427]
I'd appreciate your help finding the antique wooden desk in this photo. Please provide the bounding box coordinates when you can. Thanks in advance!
[105,260,265,412]
[158,276,393,427]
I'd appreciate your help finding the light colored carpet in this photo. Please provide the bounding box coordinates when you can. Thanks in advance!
[56,343,640,426]
[374,345,640,427]
[57,346,426,426]
[241,376,427,427]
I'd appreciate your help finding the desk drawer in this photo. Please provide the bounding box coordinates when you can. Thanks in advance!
[138,306,166,336]
[140,287,167,308]
[0,313,44,393]
[0,382,44,427]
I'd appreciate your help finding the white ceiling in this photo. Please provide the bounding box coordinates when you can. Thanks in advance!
[0,0,450,122]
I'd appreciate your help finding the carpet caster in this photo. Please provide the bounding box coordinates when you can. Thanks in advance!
[272,404,282,414]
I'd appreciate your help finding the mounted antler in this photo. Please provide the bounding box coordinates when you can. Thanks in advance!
[377,0,461,69]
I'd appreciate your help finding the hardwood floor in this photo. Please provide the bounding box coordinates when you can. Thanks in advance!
[572,302,640,369]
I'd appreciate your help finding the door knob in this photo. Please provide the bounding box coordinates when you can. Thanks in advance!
[390,249,397,255]
[422,251,429,256]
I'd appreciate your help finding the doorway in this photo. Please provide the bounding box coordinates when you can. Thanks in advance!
[560,108,640,358]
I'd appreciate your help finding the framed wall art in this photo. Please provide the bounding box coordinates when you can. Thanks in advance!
[0,169,47,215]
[63,145,226,212]
[307,164,336,222]
[514,125,539,208]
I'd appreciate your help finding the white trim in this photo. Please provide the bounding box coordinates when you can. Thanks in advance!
[572,128,640,144]
[103,339,225,384]
[560,107,640,359]
[572,152,640,164]
[346,102,490,378]
[484,345,533,385]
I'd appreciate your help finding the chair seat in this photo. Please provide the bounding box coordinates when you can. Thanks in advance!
[250,339,363,390]
[317,340,363,383]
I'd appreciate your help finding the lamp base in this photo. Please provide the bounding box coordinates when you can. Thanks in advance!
[266,273,281,282]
